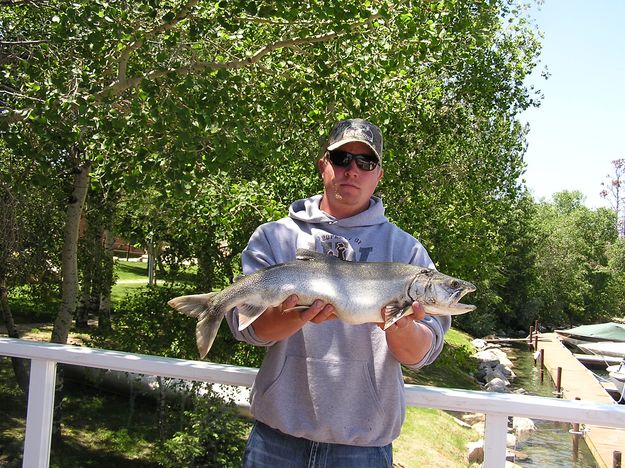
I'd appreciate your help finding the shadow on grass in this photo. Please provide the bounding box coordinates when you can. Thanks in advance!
[0,359,161,467]
[115,261,148,279]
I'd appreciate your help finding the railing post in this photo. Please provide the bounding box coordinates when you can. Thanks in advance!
[23,358,57,468]
[483,413,508,468]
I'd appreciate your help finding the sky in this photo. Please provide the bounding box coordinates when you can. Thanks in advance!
[520,0,625,208]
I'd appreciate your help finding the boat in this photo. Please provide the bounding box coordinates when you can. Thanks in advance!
[607,359,625,397]
[577,341,625,358]
[555,322,625,347]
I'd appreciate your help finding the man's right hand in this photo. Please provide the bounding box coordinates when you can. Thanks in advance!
[250,295,336,341]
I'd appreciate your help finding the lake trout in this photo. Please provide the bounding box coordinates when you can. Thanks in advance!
[168,249,476,358]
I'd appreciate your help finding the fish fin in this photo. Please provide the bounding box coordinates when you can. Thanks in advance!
[237,303,268,331]
[168,293,223,359]
[168,293,218,318]
[383,304,414,330]
[283,305,312,313]
[196,313,223,359]
[295,248,324,260]
[295,248,344,262]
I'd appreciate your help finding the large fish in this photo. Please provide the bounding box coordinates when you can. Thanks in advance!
[168,249,476,358]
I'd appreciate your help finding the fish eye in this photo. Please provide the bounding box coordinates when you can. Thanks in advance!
[450,280,460,289]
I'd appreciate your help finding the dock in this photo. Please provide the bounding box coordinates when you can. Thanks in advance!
[536,333,624,468]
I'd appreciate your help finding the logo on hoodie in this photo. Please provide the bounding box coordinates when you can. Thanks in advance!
[315,235,372,261]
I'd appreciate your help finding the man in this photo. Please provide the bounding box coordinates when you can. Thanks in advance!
[226,118,450,467]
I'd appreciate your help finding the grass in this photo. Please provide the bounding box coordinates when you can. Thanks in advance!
[394,407,481,467]
[393,328,481,467]
[0,359,161,467]
[1,262,483,467]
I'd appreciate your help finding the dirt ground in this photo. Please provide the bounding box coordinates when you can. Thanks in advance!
[0,322,94,346]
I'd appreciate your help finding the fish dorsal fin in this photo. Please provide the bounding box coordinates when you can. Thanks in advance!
[295,248,342,262]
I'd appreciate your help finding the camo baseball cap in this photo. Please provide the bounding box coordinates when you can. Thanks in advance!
[326,118,383,163]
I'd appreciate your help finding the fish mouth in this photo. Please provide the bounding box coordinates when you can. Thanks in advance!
[446,288,477,313]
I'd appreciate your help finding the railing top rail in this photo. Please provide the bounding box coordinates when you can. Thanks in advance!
[0,337,257,387]
[2,337,625,429]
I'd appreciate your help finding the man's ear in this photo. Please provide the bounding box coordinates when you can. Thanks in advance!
[317,158,326,175]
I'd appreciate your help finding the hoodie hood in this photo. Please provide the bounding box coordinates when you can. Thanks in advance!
[288,194,388,228]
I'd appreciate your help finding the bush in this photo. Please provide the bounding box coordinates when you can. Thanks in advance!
[154,392,249,468]
[91,285,253,466]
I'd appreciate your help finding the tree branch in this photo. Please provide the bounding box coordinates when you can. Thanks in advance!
[0,40,46,45]
[98,13,381,100]
[117,0,199,82]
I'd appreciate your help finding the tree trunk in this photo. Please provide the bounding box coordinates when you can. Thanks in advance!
[52,159,91,344]
[0,279,30,393]
[98,226,114,331]
[51,159,91,444]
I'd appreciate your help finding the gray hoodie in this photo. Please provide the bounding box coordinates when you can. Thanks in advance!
[225,195,450,447]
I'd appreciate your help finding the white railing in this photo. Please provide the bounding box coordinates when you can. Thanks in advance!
[2,336,624,468]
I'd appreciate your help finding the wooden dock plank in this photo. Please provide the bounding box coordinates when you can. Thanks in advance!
[536,333,624,468]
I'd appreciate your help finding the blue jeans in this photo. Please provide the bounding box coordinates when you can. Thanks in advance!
[243,421,393,468]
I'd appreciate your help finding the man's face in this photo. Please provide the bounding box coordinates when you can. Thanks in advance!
[318,141,384,218]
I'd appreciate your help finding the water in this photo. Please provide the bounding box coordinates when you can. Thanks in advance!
[503,345,599,467]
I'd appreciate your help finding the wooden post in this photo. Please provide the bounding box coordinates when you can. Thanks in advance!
[534,331,538,350]
[529,325,534,350]
[555,367,563,397]
[572,397,581,462]
[540,349,545,384]
[614,451,622,468]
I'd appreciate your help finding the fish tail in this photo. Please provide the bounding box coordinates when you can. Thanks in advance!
[383,304,414,330]
[168,293,223,359]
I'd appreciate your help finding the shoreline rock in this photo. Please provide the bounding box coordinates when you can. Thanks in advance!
[464,337,537,464]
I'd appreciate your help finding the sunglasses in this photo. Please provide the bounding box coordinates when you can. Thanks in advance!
[327,150,379,172]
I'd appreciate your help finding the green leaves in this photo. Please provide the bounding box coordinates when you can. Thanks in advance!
[3,0,547,340]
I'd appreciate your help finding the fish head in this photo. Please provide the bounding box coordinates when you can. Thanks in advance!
[408,268,477,316]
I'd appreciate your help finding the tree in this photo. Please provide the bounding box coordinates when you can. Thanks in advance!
[529,191,618,327]
[600,158,625,236]
[2,0,543,347]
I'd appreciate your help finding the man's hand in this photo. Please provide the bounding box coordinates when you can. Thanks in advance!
[380,302,426,332]
[381,302,434,366]
[250,295,336,341]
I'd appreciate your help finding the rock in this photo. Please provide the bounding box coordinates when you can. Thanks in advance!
[467,440,484,463]
[485,377,510,393]
[475,349,503,365]
[472,338,488,350]
[487,347,514,368]
[495,363,516,379]
[512,417,536,443]
[485,367,511,387]
[472,421,485,435]
[461,413,485,426]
